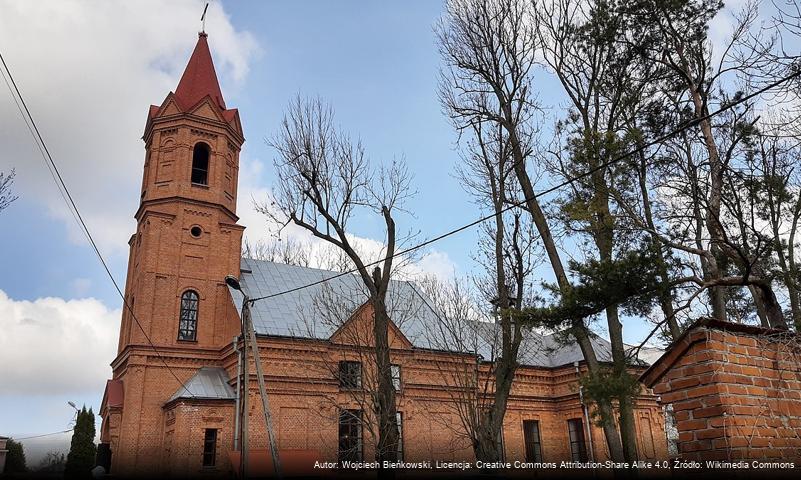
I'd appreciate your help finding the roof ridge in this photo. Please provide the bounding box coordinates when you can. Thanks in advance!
[242,256,423,287]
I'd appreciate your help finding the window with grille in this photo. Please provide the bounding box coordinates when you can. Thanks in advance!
[338,361,362,389]
[338,409,362,462]
[567,418,588,462]
[523,420,543,463]
[202,428,217,467]
[178,290,199,341]
[391,364,401,391]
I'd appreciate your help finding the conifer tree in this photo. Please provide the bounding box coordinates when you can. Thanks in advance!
[5,438,27,473]
[64,406,96,478]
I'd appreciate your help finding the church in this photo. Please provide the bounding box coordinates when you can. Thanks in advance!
[98,32,669,477]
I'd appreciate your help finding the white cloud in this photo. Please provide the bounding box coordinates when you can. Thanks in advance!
[0,290,119,395]
[412,250,457,280]
[0,0,258,256]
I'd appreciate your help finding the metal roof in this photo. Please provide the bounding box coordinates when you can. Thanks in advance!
[168,367,235,402]
[229,258,441,343]
[229,258,658,369]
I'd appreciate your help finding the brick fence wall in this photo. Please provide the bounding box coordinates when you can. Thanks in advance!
[641,320,801,461]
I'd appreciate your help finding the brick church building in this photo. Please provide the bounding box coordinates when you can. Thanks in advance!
[98,32,670,477]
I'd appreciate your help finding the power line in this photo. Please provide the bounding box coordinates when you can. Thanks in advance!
[246,67,801,303]
[11,429,74,441]
[3,44,799,393]
[0,51,195,398]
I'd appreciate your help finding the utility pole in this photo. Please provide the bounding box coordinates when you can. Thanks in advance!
[226,275,282,478]
[245,300,282,478]
[240,327,249,477]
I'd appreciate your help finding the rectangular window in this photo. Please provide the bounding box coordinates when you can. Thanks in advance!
[396,412,403,461]
[339,361,362,390]
[338,410,362,462]
[202,428,217,467]
[567,418,588,462]
[523,420,543,463]
[391,364,401,391]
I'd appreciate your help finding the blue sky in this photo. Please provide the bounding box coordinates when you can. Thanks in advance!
[227,0,479,268]
[0,0,758,463]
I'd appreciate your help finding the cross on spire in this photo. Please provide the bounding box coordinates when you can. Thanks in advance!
[200,2,209,34]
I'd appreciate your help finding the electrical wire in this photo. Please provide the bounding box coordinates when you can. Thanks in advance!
[3,45,800,397]
[246,67,801,303]
[0,51,195,398]
[10,429,74,441]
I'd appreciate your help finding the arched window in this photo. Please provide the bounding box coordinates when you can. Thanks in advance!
[191,142,210,185]
[178,290,199,341]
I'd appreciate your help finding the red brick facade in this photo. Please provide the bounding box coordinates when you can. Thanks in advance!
[642,319,801,462]
[99,33,669,477]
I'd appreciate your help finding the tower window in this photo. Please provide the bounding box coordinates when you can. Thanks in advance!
[191,142,210,185]
[178,290,199,341]
[190,226,202,238]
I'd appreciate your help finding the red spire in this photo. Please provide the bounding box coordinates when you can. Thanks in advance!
[174,32,226,110]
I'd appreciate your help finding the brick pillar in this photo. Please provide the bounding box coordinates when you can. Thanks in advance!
[642,321,801,462]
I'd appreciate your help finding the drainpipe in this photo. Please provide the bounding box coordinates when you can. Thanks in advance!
[574,361,595,462]
[233,335,241,451]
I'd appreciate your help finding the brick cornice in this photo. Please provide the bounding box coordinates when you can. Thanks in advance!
[134,196,242,224]
[111,343,226,371]
[144,113,244,146]
[162,397,236,411]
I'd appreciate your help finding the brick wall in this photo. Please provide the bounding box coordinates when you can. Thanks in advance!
[162,400,235,476]
[106,333,668,475]
[217,332,666,470]
[642,320,801,461]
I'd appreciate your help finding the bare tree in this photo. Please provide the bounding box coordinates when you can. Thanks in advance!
[437,0,628,461]
[0,169,18,213]
[37,451,66,474]
[443,115,539,461]
[242,236,356,272]
[421,277,499,457]
[421,273,547,463]
[259,96,415,463]
[242,237,312,267]
[292,277,427,462]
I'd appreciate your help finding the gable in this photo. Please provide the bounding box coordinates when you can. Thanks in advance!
[153,94,183,118]
[189,96,226,122]
[329,302,413,350]
[224,108,243,135]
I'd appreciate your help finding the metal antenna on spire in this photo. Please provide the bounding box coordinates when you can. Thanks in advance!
[200,2,209,33]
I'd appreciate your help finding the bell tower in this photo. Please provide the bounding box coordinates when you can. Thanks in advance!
[100,33,246,476]
[117,32,245,353]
